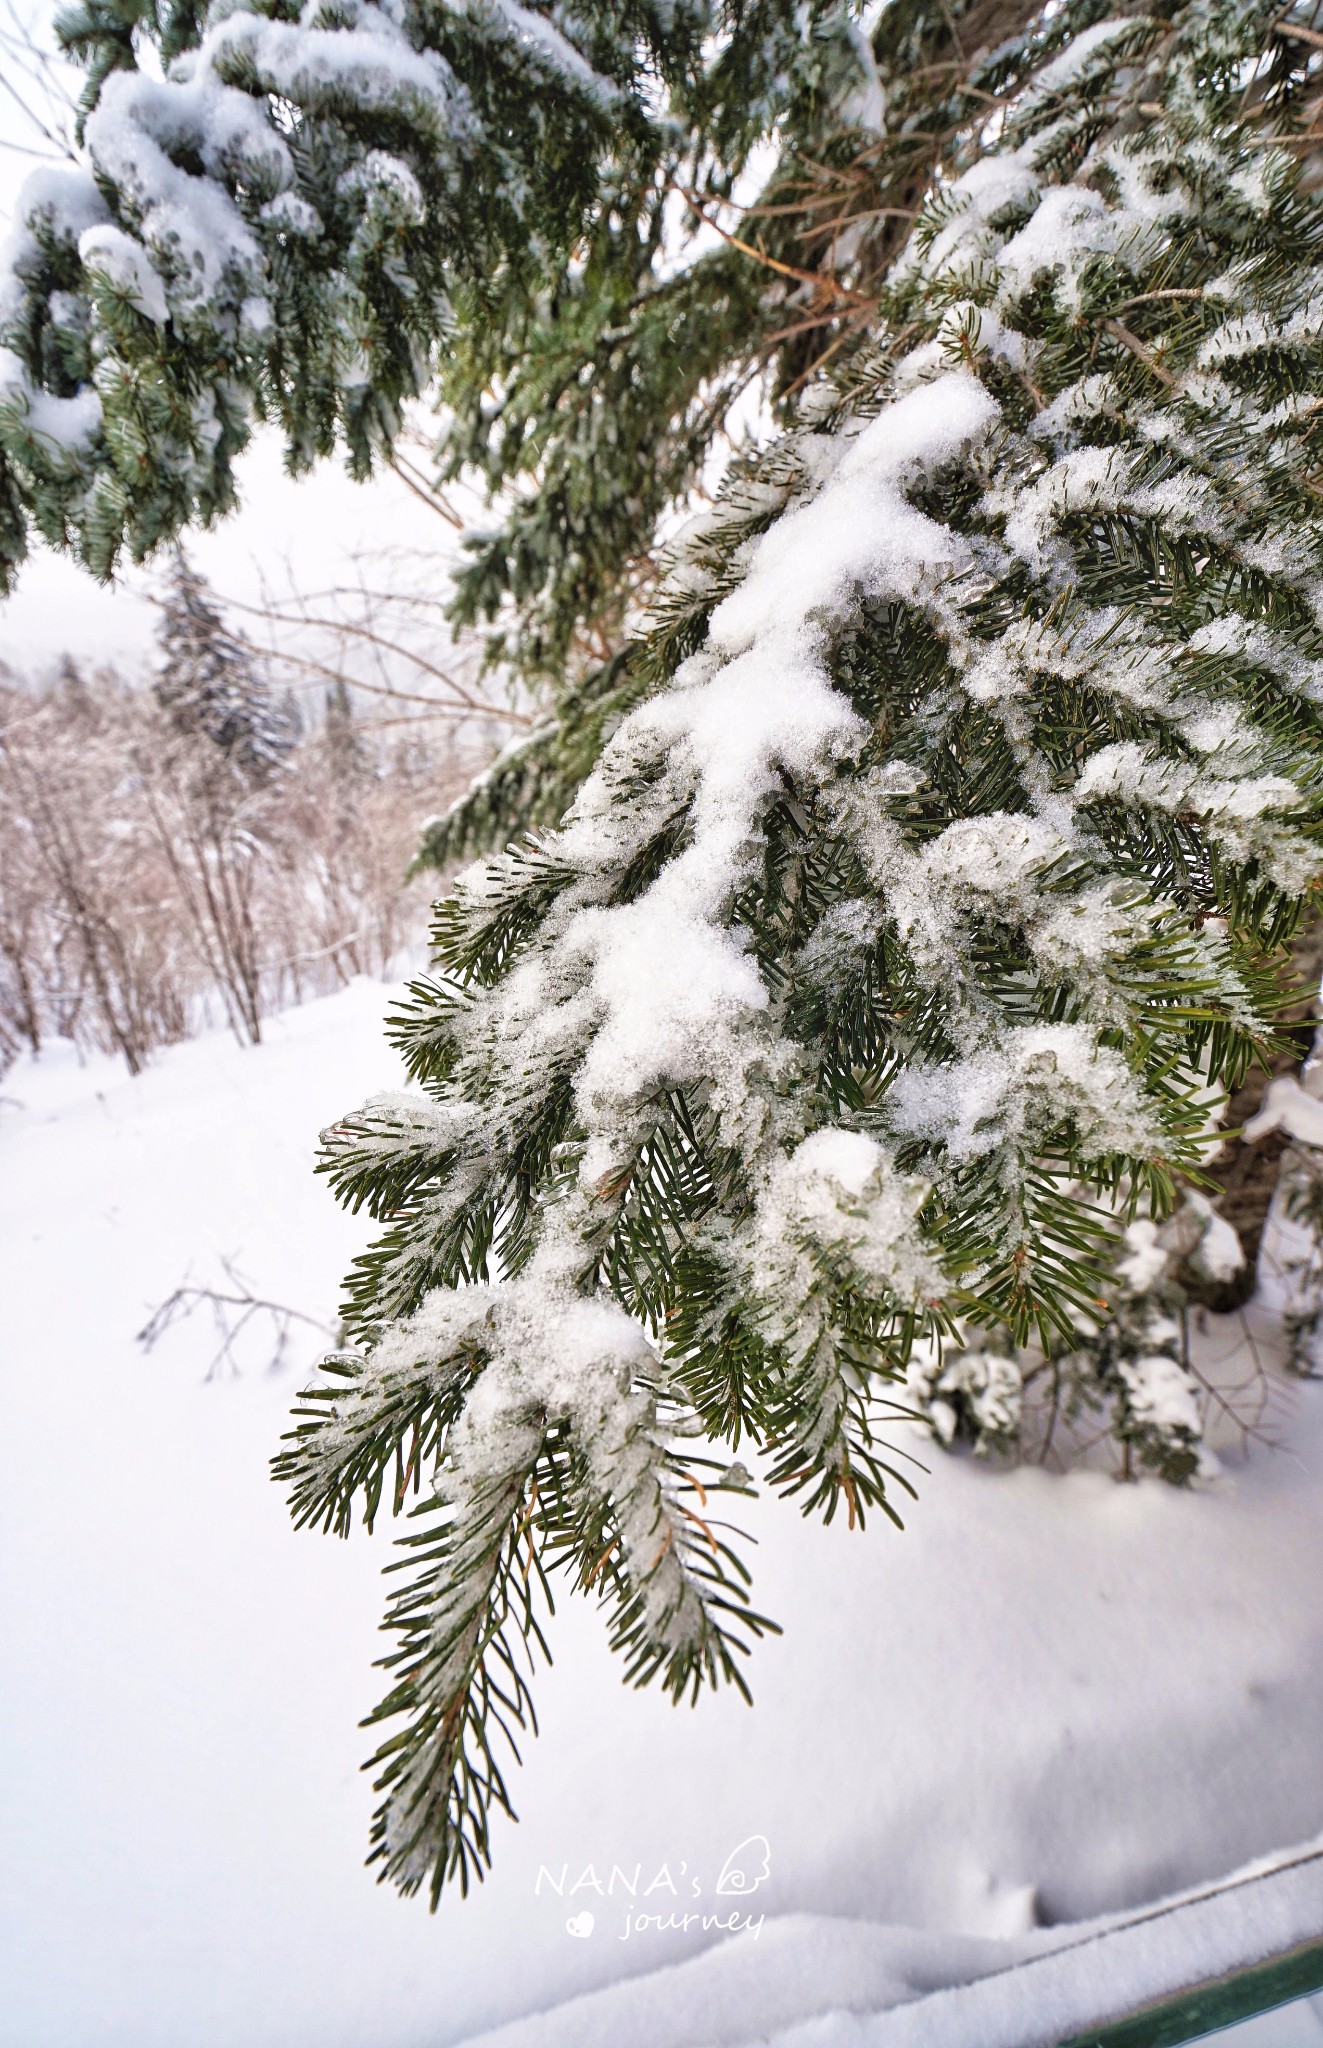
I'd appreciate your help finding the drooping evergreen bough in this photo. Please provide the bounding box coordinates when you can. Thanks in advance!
[0,0,878,626]
[283,2,1323,1901]
[7,0,1323,1904]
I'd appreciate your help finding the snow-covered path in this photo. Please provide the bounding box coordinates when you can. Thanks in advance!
[3,982,1322,2047]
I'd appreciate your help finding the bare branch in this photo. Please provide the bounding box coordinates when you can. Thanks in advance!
[137,1257,336,1379]
[386,450,464,527]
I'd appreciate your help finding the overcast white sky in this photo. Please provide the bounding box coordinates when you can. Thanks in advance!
[0,0,458,679]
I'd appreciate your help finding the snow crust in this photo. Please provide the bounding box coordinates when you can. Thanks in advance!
[483,0,617,103]
[751,1130,940,1359]
[0,348,104,452]
[1026,17,1137,96]
[79,223,171,324]
[455,1841,1323,2047]
[1245,1074,1323,1149]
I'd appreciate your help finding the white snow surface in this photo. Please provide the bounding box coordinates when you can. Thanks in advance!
[3,978,1323,2048]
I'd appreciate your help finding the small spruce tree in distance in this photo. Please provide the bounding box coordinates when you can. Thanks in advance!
[156,549,296,776]
[4,0,1323,1903]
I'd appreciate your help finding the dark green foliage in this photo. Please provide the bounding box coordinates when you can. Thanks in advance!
[0,0,880,600]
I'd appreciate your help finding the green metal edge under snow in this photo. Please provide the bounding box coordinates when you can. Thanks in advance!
[1059,1932,1323,2048]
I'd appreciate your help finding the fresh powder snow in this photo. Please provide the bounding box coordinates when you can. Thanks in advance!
[3,979,1322,2047]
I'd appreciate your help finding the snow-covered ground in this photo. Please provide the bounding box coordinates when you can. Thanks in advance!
[3,980,1322,2047]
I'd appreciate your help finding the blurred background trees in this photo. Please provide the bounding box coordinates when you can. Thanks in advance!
[0,554,464,1072]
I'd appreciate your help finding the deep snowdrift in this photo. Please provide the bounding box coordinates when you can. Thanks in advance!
[2,980,1321,2047]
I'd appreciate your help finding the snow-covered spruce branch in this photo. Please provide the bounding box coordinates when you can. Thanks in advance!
[0,0,875,591]
[275,0,1323,1899]
[276,1268,774,1901]
[365,1455,546,1902]
[274,1341,482,1538]
[18,0,1323,1902]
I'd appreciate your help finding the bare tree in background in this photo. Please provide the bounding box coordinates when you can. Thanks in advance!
[0,0,76,166]
[226,542,532,743]
[0,627,470,1075]
[0,669,188,1073]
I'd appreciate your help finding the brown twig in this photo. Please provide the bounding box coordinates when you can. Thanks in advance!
[137,1256,334,1380]
[668,179,874,307]
[1105,317,1178,388]
[1274,14,1323,51]
[386,450,464,527]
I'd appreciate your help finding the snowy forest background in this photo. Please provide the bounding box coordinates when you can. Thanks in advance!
[0,0,519,1076]
[0,553,485,1072]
